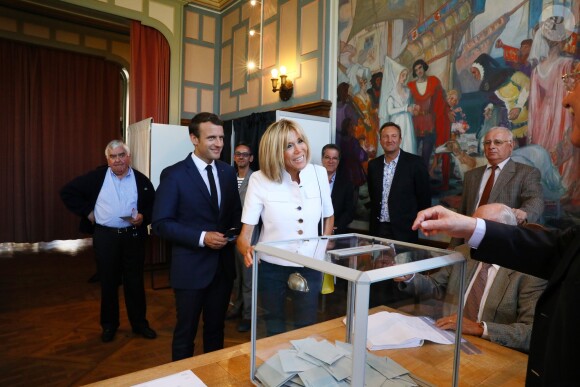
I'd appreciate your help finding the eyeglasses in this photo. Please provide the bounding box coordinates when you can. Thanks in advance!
[483,139,512,147]
[108,152,127,160]
[234,152,251,158]
[323,156,339,161]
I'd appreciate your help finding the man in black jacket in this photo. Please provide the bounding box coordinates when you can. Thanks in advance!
[321,144,354,234]
[368,122,431,243]
[60,140,156,343]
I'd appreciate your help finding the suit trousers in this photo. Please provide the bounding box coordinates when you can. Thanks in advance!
[172,258,233,361]
[92,226,148,331]
[231,248,253,319]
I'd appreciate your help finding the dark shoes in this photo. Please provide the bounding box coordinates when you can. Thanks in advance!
[132,326,157,339]
[237,319,251,333]
[101,328,116,343]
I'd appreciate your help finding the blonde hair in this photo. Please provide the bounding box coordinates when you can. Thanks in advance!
[259,119,311,182]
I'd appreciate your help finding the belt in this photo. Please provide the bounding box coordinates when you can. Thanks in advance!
[95,224,137,234]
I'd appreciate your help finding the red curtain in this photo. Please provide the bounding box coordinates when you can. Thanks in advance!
[130,21,170,124]
[0,39,121,242]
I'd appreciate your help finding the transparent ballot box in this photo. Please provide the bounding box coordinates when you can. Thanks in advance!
[249,233,466,387]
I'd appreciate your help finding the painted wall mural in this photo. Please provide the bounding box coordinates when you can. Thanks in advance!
[336,0,579,232]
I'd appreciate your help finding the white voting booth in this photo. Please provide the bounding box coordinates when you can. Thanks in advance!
[127,118,191,189]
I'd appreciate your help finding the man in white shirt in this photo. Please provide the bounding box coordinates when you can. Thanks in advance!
[451,127,543,246]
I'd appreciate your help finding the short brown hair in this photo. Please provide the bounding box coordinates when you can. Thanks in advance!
[189,112,223,137]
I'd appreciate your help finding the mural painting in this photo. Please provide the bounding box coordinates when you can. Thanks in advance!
[336,0,580,233]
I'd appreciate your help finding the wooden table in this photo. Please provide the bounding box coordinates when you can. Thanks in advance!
[84,313,528,386]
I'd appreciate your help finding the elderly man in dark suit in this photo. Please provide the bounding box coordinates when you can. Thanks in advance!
[368,122,431,243]
[152,112,242,361]
[60,140,156,343]
[321,144,355,234]
[398,203,546,353]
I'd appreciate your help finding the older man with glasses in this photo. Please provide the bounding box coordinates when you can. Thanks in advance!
[226,142,256,332]
[450,127,543,246]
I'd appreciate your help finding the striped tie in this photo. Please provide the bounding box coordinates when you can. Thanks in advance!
[464,263,491,321]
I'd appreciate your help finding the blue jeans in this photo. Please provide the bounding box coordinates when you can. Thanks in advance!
[258,261,321,336]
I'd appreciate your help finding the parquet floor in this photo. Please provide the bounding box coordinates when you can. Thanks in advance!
[0,241,251,386]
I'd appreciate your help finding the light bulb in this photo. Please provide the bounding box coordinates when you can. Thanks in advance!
[249,29,256,37]
[279,66,287,76]
[247,61,256,70]
[271,68,279,78]
[250,0,257,6]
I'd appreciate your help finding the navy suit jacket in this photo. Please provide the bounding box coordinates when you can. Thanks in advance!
[152,154,242,290]
[367,150,431,242]
[474,222,580,386]
[331,171,355,234]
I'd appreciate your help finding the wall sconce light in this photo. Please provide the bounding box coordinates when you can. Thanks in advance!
[271,66,293,101]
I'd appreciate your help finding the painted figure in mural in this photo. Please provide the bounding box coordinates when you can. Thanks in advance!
[352,68,378,168]
[471,54,530,148]
[367,72,383,110]
[528,16,574,154]
[339,116,368,191]
[495,38,533,77]
[447,89,469,138]
[378,56,417,155]
[527,15,577,207]
[408,59,451,189]
[553,62,580,207]
[335,82,358,147]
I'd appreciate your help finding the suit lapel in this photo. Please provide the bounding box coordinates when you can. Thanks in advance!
[184,155,213,205]
[489,159,515,203]
[467,166,486,215]
[482,267,513,320]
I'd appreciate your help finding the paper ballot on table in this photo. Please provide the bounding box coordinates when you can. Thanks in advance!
[361,311,456,350]
[131,370,206,387]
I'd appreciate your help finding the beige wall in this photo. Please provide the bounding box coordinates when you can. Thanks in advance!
[183,0,328,120]
[0,6,130,68]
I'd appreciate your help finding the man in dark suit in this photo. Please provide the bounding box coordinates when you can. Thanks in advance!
[367,122,431,306]
[321,144,355,234]
[368,122,431,243]
[152,112,242,361]
[60,140,156,343]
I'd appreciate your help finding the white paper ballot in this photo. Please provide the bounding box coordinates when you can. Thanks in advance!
[131,370,206,387]
[350,311,457,350]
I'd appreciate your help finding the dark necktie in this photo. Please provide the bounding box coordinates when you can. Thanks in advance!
[205,165,218,211]
[464,263,491,321]
[478,165,498,207]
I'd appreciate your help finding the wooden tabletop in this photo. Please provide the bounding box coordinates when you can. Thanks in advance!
[84,312,528,386]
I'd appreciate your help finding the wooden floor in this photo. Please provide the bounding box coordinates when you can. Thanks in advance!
[0,241,251,386]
